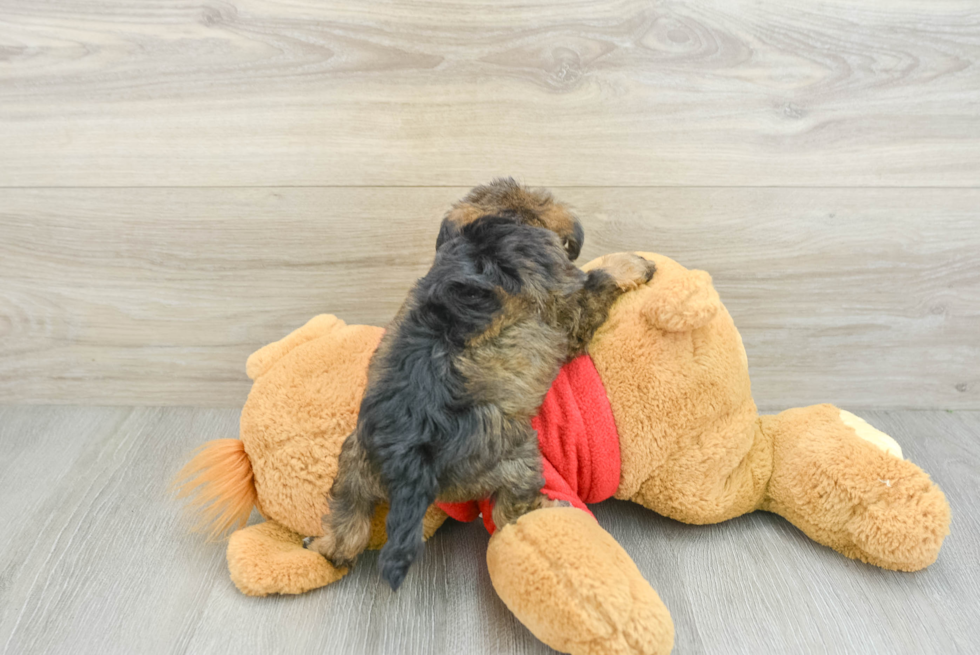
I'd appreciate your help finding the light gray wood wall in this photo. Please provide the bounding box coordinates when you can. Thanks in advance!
[2,0,980,187]
[1,1,978,408]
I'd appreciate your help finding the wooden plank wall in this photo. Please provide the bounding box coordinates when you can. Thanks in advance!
[1,1,978,408]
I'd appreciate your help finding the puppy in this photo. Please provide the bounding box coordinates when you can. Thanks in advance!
[306,179,655,590]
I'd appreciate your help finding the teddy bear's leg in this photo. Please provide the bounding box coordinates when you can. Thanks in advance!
[759,404,950,572]
[227,520,348,596]
[488,507,674,655]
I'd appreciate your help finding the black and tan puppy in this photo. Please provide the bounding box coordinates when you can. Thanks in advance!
[306,179,654,590]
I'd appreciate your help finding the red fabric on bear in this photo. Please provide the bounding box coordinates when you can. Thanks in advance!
[436,354,621,534]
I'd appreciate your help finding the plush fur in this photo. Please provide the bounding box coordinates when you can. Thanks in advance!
[307,181,654,590]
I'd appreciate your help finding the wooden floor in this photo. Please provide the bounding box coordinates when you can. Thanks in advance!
[0,406,977,655]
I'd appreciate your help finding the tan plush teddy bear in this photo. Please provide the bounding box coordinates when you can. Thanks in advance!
[176,253,950,655]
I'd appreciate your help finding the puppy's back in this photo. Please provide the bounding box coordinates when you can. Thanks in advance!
[371,215,573,589]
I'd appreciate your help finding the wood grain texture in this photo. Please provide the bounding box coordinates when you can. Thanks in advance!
[2,187,977,408]
[0,407,977,654]
[1,0,979,187]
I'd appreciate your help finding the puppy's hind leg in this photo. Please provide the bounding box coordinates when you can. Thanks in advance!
[306,433,382,568]
[488,438,549,529]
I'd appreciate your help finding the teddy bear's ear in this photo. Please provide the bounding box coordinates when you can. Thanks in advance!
[246,314,346,380]
[641,269,721,333]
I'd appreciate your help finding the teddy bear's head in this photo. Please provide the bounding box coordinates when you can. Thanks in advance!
[582,253,757,501]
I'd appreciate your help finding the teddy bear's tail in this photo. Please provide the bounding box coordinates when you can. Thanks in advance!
[172,439,257,540]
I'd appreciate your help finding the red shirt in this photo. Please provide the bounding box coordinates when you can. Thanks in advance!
[436,355,621,534]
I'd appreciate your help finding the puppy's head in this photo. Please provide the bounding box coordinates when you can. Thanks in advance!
[437,178,583,260]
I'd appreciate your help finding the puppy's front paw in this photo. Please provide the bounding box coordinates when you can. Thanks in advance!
[601,253,656,291]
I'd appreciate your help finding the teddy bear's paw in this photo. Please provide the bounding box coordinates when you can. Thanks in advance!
[487,507,674,655]
[227,521,347,596]
[765,405,950,573]
[846,467,951,572]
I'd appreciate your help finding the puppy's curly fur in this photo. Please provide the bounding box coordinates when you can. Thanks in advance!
[307,179,655,590]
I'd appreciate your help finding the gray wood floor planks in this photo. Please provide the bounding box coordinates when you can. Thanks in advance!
[0,406,976,654]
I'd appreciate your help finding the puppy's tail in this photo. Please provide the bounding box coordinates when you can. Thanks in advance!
[172,439,257,541]
[378,460,439,591]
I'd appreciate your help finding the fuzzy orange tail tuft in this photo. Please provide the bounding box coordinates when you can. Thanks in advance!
[172,439,257,541]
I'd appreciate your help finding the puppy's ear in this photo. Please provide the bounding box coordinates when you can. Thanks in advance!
[422,277,500,344]
[436,218,462,251]
[443,279,499,318]
[563,220,584,261]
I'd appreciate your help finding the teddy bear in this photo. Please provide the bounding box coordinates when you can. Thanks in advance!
[176,252,950,655]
